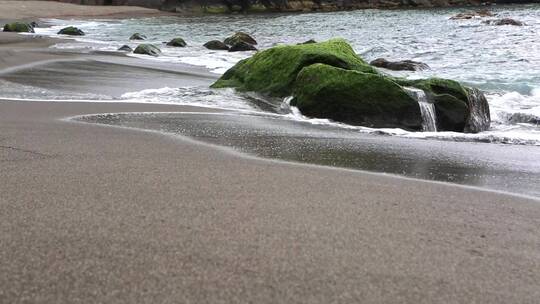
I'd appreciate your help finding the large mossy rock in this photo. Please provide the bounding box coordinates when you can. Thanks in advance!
[212,38,378,97]
[134,44,161,57]
[58,26,85,36]
[292,64,423,129]
[3,22,34,33]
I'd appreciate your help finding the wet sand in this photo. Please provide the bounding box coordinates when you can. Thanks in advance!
[1,24,540,303]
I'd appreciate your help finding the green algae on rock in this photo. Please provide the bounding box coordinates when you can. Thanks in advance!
[134,44,161,56]
[58,26,85,36]
[3,22,34,33]
[224,32,257,46]
[292,64,423,129]
[212,38,378,97]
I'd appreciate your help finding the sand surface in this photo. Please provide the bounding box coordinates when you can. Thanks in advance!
[1,22,540,303]
[0,0,168,21]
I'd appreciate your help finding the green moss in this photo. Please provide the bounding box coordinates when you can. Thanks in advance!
[57,26,85,36]
[395,78,469,104]
[3,22,34,33]
[247,4,268,12]
[292,64,422,129]
[212,38,378,97]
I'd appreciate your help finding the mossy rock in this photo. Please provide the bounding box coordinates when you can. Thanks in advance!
[224,32,257,46]
[118,45,133,52]
[134,44,161,57]
[212,38,378,97]
[292,64,422,130]
[229,41,257,52]
[204,40,229,50]
[395,78,490,132]
[130,33,146,40]
[166,38,187,47]
[58,26,85,36]
[3,22,34,33]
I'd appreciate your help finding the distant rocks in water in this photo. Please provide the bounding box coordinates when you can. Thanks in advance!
[370,58,429,71]
[204,40,229,50]
[130,33,147,40]
[450,9,494,20]
[224,32,257,46]
[483,18,524,26]
[118,45,133,52]
[212,39,490,133]
[298,39,317,45]
[58,26,85,36]
[166,38,187,47]
[3,22,35,33]
[134,44,161,56]
[229,41,258,52]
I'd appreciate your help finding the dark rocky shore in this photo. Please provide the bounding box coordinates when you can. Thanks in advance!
[54,0,540,13]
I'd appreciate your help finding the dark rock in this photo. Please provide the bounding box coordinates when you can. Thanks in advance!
[58,26,85,36]
[298,39,317,45]
[3,22,34,33]
[483,18,524,26]
[450,9,494,20]
[203,40,229,50]
[30,21,39,28]
[228,41,258,52]
[166,38,187,47]
[130,33,147,40]
[370,58,429,71]
[133,44,161,56]
[118,45,133,52]
[224,32,257,46]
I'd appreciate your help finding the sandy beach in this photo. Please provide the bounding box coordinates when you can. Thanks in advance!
[1,3,540,303]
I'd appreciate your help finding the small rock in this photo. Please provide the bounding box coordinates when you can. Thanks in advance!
[166,38,187,47]
[483,18,524,26]
[3,22,35,33]
[298,39,317,45]
[133,44,161,57]
[58,26,85,36]
[370,58,429,71]
[450,9,494,20]
[229,41,258,52]
[203,40,229,50]
[224,32,257,46]
[130,33,146,40]
[118,45,133,52]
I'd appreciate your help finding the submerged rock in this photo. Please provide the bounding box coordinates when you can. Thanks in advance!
[166,38,187,47]
[483,18,524,26]
[450,10,494,20]
[133,44,161,56]
[58,26,85,36]
[212,39,490,132]
[292,64,423,130]
[130,33,147,40]
[224,32,257,46]
[370,58,429,71]
[229,41,258,52]
[3,22,34,33]
[118,45,133,52]
[203,40,229,50]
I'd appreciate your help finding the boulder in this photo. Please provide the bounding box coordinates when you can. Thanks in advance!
[291,64,423,130]
[58,26,85,36]
[133,44,161,57]
[370,58,429,71]
[3,22,34,33]
[203,40,229,50]
[483,18,524,26]
[228,41,258,52]
[212,38,378,96]
[166,38,187,47]
[212,39,489,133]
[130,33,147,40]
[118,45,133,52]
[224,32,257,46]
